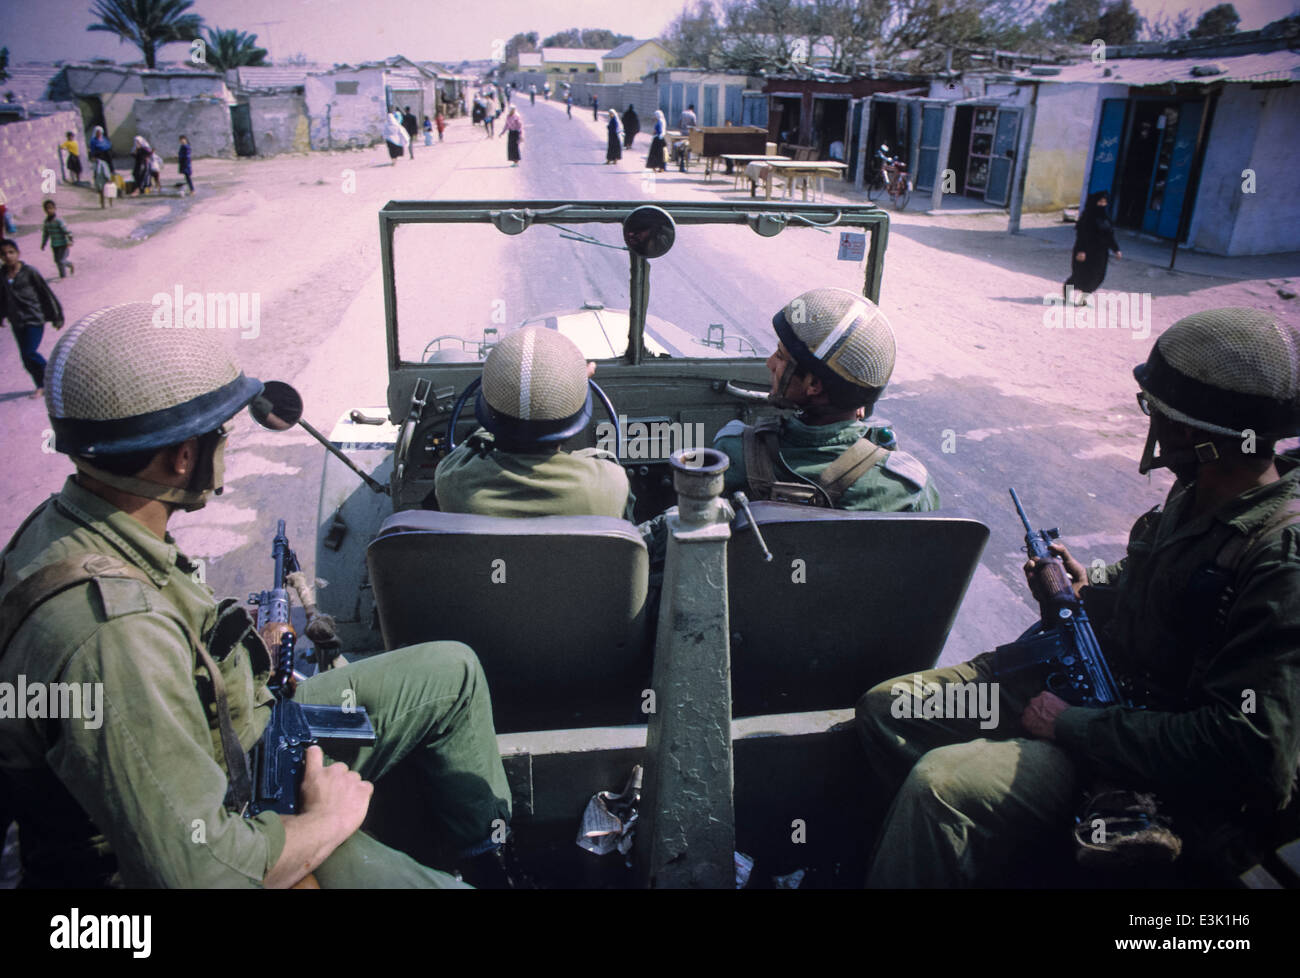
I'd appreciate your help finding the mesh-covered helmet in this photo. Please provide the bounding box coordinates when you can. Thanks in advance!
[772,288,896,407]
[1134,308,1300,439]
[475,326,592,444]
[45,302,263,456]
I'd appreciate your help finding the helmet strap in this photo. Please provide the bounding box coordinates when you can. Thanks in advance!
[1138,426,1223,476]
[73,430,227,513]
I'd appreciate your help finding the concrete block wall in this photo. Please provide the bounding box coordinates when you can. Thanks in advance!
[1021,83,1096,212]
[248,94,310,155]
[133,98,235,159]
[0,108,86,217]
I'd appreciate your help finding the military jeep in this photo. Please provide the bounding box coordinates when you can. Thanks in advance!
[293,199,990,887]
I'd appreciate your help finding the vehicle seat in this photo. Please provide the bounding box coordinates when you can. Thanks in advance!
[727,501,989,718]
[366,511,650,733]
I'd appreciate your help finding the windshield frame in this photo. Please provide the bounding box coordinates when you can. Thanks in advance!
[378,199,890,371]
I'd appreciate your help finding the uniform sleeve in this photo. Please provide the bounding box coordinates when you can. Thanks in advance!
[1055,536,1300,809]
[49,613,285,888]
[712,422,747,494]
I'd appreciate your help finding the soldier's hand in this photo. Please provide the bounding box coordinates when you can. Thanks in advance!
[298,746,372,838]
[1075,251,1086,262]
[1023,541,1087,602]
[1021,690,1070,740]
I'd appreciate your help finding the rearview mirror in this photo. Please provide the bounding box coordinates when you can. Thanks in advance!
[623,205,675,259]
[250,380,303,431]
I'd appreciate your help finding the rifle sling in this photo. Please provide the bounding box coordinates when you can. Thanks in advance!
[0,554,253,814]
[742,418,889,507]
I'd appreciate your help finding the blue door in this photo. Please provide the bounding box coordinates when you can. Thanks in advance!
[725,85,743,125]
[670,83,683,125]
[984,109,1021,207]
[702,85,718,126]
[683,85,699,123]
[659,84,670,117]
[914,105,944,192]
[742,93,768,127]
[1144,101,1203,239]
[1087,98,1127,196]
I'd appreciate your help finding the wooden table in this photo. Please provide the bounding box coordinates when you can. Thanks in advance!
[719,154,790,189]
[756,160,848,201]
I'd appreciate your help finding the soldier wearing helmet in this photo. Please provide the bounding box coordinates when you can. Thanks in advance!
[435,326,631,518]
[713,288,939,511]
[857,308,1300,886]
[0,303,512,888]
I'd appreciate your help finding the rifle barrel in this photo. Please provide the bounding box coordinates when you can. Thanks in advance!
[1009,488,1033,536]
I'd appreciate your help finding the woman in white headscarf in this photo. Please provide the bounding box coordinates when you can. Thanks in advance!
[131,135,152,194]
[605,109,624,164]
[646,110,667,172]
[383,109,409,165]
[500,104,523,166]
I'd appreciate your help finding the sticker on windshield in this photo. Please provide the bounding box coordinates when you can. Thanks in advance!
[837,232,866,262]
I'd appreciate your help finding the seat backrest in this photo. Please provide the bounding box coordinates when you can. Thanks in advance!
[727,502,989,718]
[367,511,650,734]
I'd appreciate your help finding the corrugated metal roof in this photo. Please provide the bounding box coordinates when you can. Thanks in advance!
[518,53,543,67]
[604,39,664,60]
[227,66,321,90]
[1032,49,1300,86]
[541,48,604,65]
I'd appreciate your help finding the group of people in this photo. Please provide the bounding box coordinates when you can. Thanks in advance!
[128,134,192,196]
[3,278,1294,890]
[382,106,445,163]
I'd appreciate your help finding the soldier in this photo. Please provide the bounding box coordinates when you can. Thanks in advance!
[713,288,939,511]
[856,308,1300,886]
[0,303,513,888]
[435,326,631,518]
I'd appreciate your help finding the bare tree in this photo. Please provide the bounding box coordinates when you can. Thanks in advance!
[663,0,724,68]
[1141,9,1193,41]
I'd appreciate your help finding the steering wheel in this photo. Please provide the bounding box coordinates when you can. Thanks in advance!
[445,377,622,463]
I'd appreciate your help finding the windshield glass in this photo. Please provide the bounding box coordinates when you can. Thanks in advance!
[391,211,880,365]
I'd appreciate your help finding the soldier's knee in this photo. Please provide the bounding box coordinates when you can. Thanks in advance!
[909,745,990,810]
[406,640,486,683]
[855,677,904,749]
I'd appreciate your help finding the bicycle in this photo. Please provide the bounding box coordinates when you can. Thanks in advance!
[869,159,911,211]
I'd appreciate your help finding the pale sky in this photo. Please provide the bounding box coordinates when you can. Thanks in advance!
[2,0,1296,65]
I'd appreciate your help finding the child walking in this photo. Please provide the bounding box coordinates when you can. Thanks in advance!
[40,200,75,277]
[178,135,194,194]
[1,238,64,397]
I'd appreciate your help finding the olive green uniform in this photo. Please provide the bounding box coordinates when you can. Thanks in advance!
[0,478,511,888]
[435,429,631,518]
[857,459,1300,886]
[714,417,939,512]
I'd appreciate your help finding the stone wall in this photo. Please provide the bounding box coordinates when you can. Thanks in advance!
[0,108,86,217]
[133,97,235,159]
[247,94,310,155]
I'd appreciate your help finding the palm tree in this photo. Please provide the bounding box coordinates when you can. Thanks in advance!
[202,28,269,70]
[87,0,204,69]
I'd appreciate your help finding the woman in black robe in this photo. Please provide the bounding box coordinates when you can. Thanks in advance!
[1064,191,1122,303]
[646,110,667,173]
[605,110,623,164]
[622,105,639,149]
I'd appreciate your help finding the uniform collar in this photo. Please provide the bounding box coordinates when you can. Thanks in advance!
[54,476,180,588]
[781,415,865,446]
[1158,456,1300,547]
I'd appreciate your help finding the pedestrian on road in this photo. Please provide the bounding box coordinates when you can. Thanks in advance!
[646,110,668,173]
[177,135,194,194]
[0,238,63,397]
[0,189,16,235]
[88,125,114,175]
[529,84,536,106]
[383,109,409,164]
[592,94,599,121]
[566,94,573,119]
[402,106,419,159]
[677,104,697,172]
[61,132,83,184]
[435,111,446,142]
[147,146,163,193]
[605,109,624,164]
[1064,190,1122,305]
[472,98,485,128]
[485,105,497,138]
[622,105,639,149]
[131,136,152,194]
[40,200,75,278]
[422,115,433,146]
[501,105,523,167]
[544,83,550,101]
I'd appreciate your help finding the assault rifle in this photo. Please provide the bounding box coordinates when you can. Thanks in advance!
[993,489,1130,708]
[246,520,375,817]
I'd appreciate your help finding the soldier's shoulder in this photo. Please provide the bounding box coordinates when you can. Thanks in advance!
[714,419,749,442]
[879,448,931,492]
